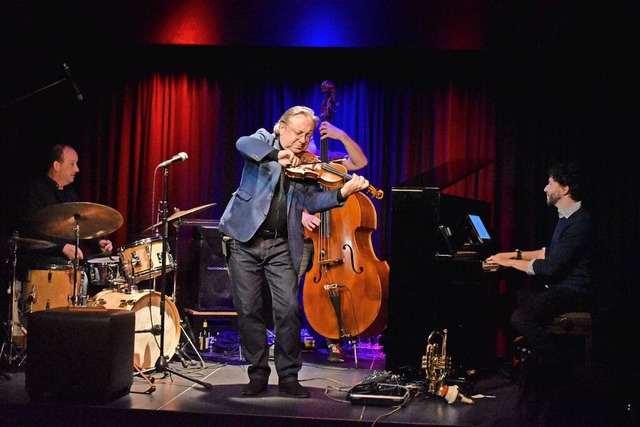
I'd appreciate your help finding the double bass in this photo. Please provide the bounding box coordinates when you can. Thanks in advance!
[301,81,389,345]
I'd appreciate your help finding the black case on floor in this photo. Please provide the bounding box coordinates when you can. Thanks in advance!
[26,307,135,403]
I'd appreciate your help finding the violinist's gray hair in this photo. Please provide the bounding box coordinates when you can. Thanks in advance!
[273,106,319,134]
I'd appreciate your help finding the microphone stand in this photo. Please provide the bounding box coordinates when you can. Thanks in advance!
[1,78,67,110]
[1,62,81,110]
[150,164,212,389]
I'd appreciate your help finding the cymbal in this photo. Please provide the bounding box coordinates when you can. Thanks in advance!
[142,202,216,233]
[6,236,56,250]
[30,202,124,240]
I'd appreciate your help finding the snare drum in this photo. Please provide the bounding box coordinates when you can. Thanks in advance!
[21,265,81,314]
[91,289,181,369]
[86,256,123,289]
[118,237,174,284]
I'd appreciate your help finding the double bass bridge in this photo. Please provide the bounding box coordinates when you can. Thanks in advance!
[318,258,344,267]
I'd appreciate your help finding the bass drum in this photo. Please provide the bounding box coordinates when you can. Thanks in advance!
[91,289,181,369]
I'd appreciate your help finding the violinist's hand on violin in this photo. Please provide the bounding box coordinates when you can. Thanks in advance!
[340,173,369,197]
[278,148,301,167]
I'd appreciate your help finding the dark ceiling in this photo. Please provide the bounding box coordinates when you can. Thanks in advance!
[0,0,634,109]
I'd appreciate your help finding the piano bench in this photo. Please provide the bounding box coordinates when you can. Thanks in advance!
[545,312,593,365]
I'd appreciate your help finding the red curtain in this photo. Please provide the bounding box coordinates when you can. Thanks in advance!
[80,71,497,260]
[80,74,223,247]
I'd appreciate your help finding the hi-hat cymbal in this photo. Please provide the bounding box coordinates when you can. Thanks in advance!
[30,202,124,240]
[6,236,56,250]
[141,202,216,233]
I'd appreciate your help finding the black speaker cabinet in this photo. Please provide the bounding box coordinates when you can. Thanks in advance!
[175,220,234,314]
[26,307,135,403]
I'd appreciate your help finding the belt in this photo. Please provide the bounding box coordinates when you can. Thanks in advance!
[257,229,287,239]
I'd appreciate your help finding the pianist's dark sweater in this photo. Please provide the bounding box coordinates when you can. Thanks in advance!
[532,207,592,295]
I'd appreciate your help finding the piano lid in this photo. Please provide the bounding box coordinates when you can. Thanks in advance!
[399,158,493,190]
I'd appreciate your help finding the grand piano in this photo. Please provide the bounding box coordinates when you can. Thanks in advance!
[384,160,504,374]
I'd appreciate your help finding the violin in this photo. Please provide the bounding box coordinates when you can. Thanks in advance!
[284,151,384,199]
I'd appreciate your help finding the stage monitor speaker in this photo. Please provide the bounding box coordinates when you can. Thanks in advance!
[175,220,234,314]
[26,307,135,403]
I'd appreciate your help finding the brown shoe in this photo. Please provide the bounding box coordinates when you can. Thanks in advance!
[327,343,344,363]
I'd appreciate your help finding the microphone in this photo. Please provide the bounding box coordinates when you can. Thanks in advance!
[135,325,163,335]
[62,63,84,101]
[158,152,188,168]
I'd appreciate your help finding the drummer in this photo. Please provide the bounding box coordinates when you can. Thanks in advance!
[15,144,114,278]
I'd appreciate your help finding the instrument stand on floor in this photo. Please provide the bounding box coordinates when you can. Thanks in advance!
[143,162,212,389]
[348,337,360,368]
[1,237,30,371]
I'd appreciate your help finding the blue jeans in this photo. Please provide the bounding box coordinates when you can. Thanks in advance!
[226,235,302,383]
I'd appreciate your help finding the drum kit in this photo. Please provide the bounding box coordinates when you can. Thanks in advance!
[1,201,215,370]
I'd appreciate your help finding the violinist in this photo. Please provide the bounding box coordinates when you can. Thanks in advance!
[299,122,368,364]
[219,105,370,398]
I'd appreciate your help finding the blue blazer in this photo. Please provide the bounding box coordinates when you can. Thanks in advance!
[219,128,345,276]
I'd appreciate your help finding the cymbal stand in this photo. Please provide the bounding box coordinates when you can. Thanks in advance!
[1,240,27,369]
[170,217,205,367]
[70,221,84,306]
[145,163,211,389]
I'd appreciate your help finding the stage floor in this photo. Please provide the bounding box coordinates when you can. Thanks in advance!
[1,343,633,427]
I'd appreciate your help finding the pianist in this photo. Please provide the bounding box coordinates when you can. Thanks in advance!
[485,162,592,368]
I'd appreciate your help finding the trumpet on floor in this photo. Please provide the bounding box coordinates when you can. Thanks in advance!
[421,329,473,404]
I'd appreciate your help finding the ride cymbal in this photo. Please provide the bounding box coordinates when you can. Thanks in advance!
[30,202,124,240]
[141,202,216,233]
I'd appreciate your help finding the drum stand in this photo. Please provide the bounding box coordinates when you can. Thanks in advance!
[1,240,28,369]
[143,163,212,389]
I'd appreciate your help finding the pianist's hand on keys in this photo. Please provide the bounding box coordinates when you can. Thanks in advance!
[482,261,500,272]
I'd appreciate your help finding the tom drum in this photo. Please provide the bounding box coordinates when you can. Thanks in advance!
[91,289,181,369]
[118,237,174,284]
